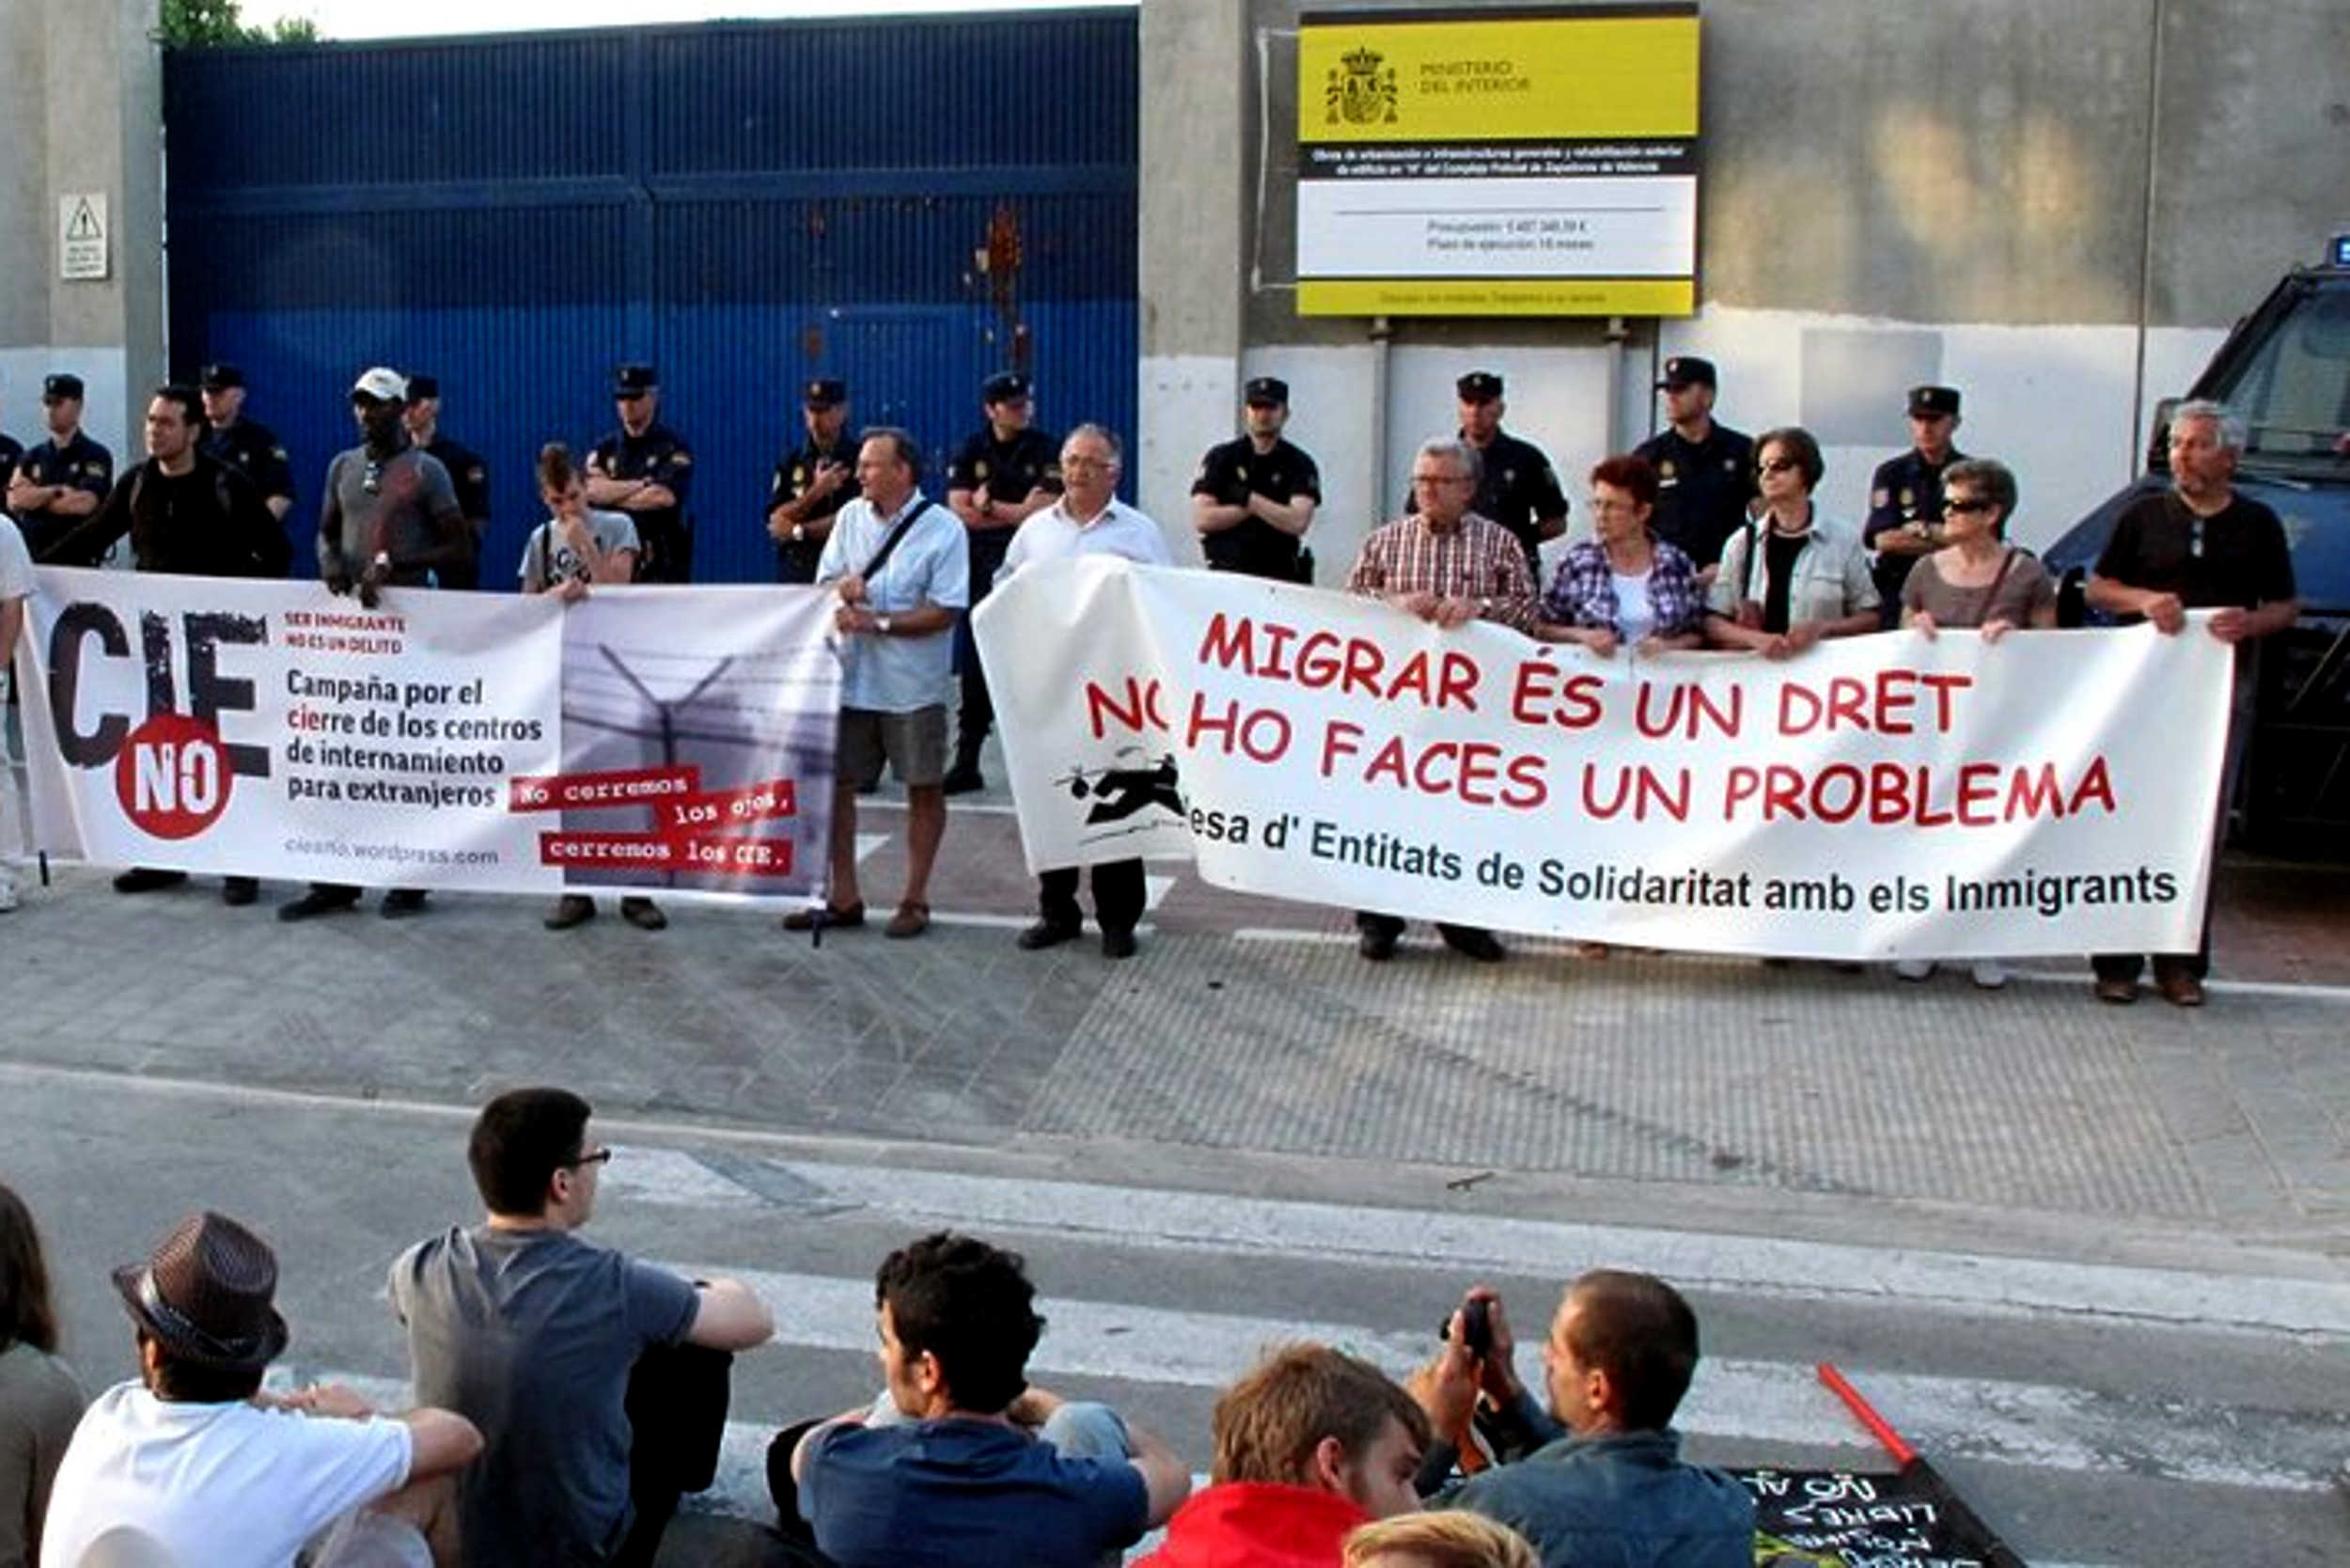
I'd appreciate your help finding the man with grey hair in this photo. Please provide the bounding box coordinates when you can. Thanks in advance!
[1342,439,1540,964]
[997,423,1171,959]
[2086,399,2297,1007]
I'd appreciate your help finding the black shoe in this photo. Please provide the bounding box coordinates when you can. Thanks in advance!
[221,877,259,907]
[1441,927,1507,964]
[544,894,596,931]
[941,761,985,796]
[1101,928,1137,960]
[113,868,187,894]
[278,888,360,922]
[380,889,431,918]
[1357,926,1399,963]
[619,897,667,932]
[1016,918,1081,951]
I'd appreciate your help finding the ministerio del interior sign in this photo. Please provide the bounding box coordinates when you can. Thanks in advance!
[1295,6,1700,317]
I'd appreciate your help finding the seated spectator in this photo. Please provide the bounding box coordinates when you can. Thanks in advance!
[2,1184,85,1568]
[39,1210,481,1568]
[1140,1343,1427,1567]
[1410,1274,1753,1568]
[783,1231,1188,1567]
[1345,1511,1541,1568]
[388,1088,774,1568]
[1895,457,2055,990]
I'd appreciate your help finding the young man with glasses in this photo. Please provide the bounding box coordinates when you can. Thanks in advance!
[284,367,471,923]
[390,1087,774,1568]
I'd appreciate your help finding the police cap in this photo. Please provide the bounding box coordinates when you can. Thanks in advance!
[1657,355,1717,390]
[1244,376,1289,406]
[404,374,441,402]
[42,373,85,402]
[198,363,244,391]
[1455,370,1503,401]
[612,364,658,398]
[980,371,1031,404]
[804,378,846,409]
[1908,384,1961,418]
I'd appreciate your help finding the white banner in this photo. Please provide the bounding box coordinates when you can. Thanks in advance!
[14,570,839,901]
[975,559,2232,959]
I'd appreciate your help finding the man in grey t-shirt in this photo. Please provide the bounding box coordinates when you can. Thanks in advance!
[389,1087,774,1568]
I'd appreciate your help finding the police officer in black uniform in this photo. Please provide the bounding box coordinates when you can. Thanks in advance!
[1633,355,1753,579]
[7,374,115,565]
[943,370,1060,793]
[400,374,492,589]
[1190,376,1323,582]
[196,363,295,536]
[1454,370,1567,581]
[586,363,695,582]
[1864,384,1968,625]
[765,377,860,585]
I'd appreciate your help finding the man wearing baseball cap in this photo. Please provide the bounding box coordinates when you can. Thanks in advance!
[198,362,297,532]
[942,371,1061,794]
[767,377,861,586]
[1863,384,1968,624]
[586,364,696,583]
[1453,370,1567,581]
[1191,376,1324,583]
[7,373,115,566]
[1634,356,1754,579]
[40,1210,481,1568]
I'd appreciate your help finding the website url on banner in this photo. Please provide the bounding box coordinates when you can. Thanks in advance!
[283,838,499,869]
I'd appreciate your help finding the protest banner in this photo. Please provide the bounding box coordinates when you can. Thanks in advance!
[973,558,2232,959]
[13,569,839,901]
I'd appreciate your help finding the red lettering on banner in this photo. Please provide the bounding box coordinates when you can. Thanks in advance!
[114,713,232,840]
[1186,693,1292,761]
[1634,681,1741,741]
[1581,763,1691,823]
[509,765,699,812]
[1776,670,1973,736]
[1085,678,1167,738]
[1508,660,1605,730]
[656,778,796,834]
[1720,759,2120,825]
[538,832,794,876]
[1197,612,1481,710]
[1344,733,1548,810]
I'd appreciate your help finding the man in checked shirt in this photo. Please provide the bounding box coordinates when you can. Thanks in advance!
[1341,438,1538,965]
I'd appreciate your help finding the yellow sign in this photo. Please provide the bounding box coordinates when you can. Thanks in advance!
[1303,15,1699,142]
[1296,7,1702,318]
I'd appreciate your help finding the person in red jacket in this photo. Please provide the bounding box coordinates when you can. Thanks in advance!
[1142,1343,1432,1568]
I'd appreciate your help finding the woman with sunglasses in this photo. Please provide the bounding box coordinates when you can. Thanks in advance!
[0,1183,85,1568]
[1894,456,2055,989]
[1704,427,1879,656]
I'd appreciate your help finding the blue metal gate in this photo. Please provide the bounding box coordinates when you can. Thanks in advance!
[163,13,1138,585]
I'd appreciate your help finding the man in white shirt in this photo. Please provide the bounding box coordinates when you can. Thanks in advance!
[0,515,31,914]
[996,424,1173,960]
[40,1211,482,1568]
[782,429,969,939]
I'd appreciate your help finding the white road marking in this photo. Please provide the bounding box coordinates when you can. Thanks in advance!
[853,832,889,864]
[772,1161,2350,1339]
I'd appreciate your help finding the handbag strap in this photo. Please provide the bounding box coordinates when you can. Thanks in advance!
[859,496,932,582]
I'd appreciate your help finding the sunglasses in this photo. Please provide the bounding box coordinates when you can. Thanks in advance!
[1759,458,1802,475]
[1944,496,1994,514]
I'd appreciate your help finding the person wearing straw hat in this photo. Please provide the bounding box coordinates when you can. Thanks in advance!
[40,1210,480,1568]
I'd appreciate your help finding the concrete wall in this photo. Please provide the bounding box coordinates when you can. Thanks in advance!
[0,0,163,473]
[1136,0,2349,576]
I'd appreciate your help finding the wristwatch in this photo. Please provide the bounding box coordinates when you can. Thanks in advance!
[874,615,894,636]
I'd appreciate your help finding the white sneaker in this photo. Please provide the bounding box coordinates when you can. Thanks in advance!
[1970,960,2008,989]
[0,873,18,914]
[1892,959,1934,981]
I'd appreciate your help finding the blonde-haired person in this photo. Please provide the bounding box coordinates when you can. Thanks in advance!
[1343,1511,1540,1568]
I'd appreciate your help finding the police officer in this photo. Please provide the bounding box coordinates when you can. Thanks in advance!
[586,363,695,582]
[8,375,115,565]
[942,370,1060,794]
[1190,376,1323,582]
[401,374,492,589]
[196,363,296,530]
[0,388,23,495]
[765,377,860,585]
[1454,369,1567,581]
[1633,355,1753,580]
[1864,384,1968,625]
